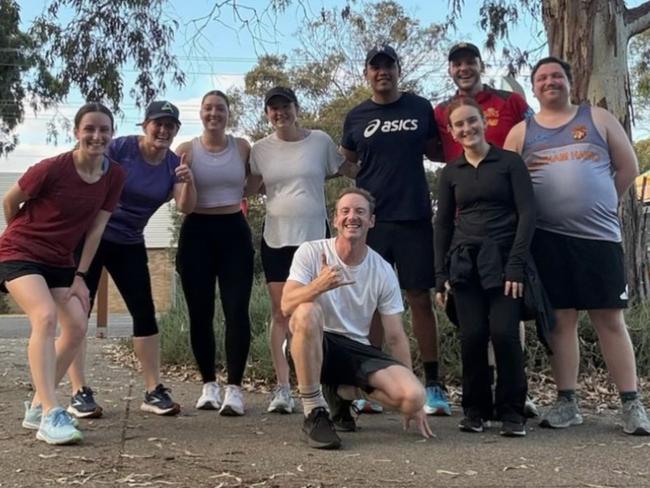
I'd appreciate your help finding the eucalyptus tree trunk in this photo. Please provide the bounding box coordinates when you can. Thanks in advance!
[542,0,650,303]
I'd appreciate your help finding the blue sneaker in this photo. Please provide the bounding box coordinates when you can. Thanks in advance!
[23,402,79,430]
[36,407,83,445]
[22,401,42,430]
[424,384,452,416]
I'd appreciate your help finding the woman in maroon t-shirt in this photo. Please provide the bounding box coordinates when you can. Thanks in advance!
[0,102,125,445]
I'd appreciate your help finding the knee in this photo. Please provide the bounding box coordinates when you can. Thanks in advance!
[395,384,426,415]
[272,308,289,327]
[405,290,431,309]
[30,309,58,337]
[289,303,323,339]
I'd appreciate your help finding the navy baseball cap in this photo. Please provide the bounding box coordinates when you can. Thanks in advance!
[141,100,181,126]
[448,42,481,61]
[365,44,399,65]
[264,86,298,107]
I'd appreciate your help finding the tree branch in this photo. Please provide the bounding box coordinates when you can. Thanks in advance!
[625,1,650,37]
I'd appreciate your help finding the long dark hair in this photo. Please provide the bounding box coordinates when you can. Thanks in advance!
[74,102,115,130]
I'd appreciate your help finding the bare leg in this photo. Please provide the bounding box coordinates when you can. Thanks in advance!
[289,303,324,387]
[549,309,580,390]
[268,282,291,385]
[589,309,638,392]
[133,334,161,392]
[405,289,438,363]
[68,340,87,394]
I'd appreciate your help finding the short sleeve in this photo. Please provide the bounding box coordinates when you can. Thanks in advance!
[18,158,55,199]
[249,142,263,176]
[101,163,126,212]
[510,93,533,121]
[341,112,357,151]
[287,242,316,285]
[424,102,439,141]
[323,132,345,176]
[377,261,405,315]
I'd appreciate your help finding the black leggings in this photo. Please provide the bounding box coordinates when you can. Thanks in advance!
[86,239,158,337]
[175,212,254,385]
[453,278,527,422]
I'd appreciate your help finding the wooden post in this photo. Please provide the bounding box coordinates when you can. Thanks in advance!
[95,268,108,338]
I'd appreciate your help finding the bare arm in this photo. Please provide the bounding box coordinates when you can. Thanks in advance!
[3,184,29,224]
[503,121,527,155]
[424,137,443,162]
[67,209,113,314]
[172,152,197,214]
[338,147,360,179]
[281,253,354,316]
[381,313,412,370]
[592,107,639,197]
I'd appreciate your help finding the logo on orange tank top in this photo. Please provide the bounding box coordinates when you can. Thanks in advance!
[484,107,499,127]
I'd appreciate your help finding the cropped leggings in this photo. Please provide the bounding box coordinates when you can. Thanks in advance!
[176,212,254,385]
[86,239,158,337]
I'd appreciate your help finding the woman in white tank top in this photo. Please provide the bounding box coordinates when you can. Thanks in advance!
[175,91,254,417]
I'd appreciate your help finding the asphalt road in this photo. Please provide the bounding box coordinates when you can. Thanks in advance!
[1,338,649,488]
[0,314,133,339]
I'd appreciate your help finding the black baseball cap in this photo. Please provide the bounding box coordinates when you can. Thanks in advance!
[141,100,181,126]
[264,86,298,107]
[448,42,481,61]
[365,44,399,65]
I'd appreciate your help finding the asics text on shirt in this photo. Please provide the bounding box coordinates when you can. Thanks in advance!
[363,118,419,138]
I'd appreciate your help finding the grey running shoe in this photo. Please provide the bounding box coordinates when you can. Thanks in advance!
[539,397,583,428]
[267,385,295,414]
[141,384,181,416]
[67,386,103,419]
[622,399,650,436]
[458,416,484,433]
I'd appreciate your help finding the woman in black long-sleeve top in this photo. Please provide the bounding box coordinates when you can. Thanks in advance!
[434,97,535,437]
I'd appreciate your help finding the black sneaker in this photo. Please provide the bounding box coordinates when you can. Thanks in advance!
[302,407,341,449]
[322,384,356,432]
[500,420,526,437]
[458,416,484,433]
[141,384,181,416]
[67,386,103,419]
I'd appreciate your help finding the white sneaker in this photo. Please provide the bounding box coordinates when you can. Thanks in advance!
[267,385,295,414]
[220,385,245,416]
[196,381,222,410]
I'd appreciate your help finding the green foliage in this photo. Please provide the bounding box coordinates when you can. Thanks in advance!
[156,286,650,383]
[0,0,184,154]
[635,138,650,174]
[227,0,449,143]
[631,30,650,117]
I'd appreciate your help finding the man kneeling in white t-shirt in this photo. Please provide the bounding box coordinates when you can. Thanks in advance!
[281,187,433,449]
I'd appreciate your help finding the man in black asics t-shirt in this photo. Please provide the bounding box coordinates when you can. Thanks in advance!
[340,44,450,416]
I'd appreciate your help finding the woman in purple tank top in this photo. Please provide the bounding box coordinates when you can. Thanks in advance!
[65,101,197,420]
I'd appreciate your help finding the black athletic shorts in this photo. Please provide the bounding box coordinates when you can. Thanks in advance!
[366,219,435,290]
[0,260,75,292]
[531,229,628,310]
[321,332,402,392]
[261,223,330,283]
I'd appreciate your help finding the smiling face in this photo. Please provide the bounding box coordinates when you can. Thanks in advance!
[448,53,483,95]
[448,103,487,150]
[74,111,113,157]
[532,62,571,107]
[265,96,298,130]
[200,94,229,132]
[364,54,400,96]
[142,117,179,150]
[334,192,375,242]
